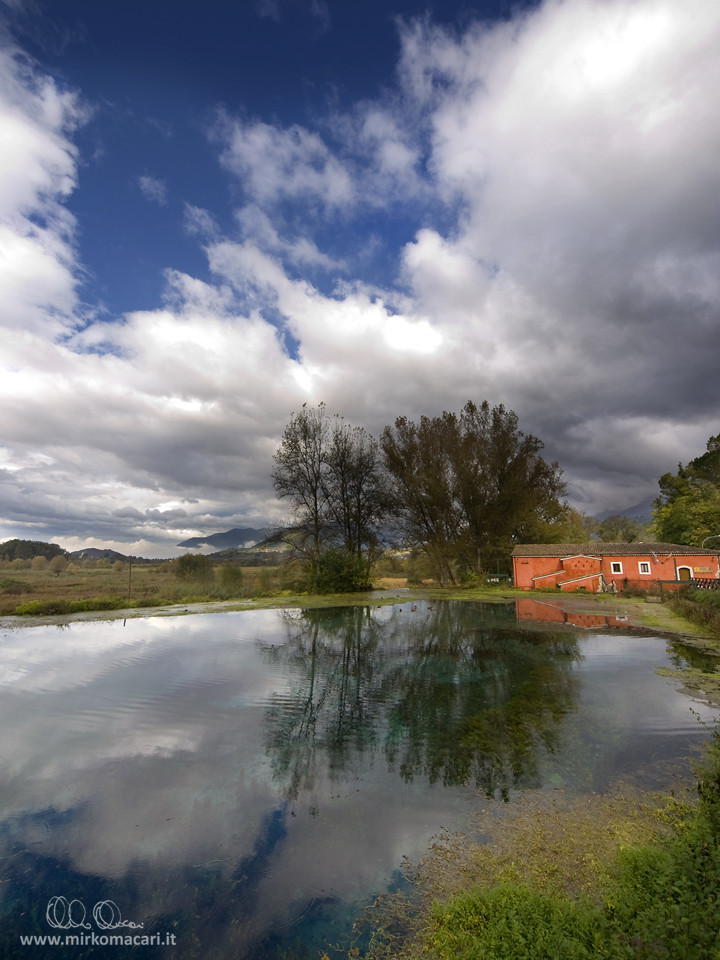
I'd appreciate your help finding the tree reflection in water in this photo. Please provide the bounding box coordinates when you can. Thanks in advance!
[261,601,582,800]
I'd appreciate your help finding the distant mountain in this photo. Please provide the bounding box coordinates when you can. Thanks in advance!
[177,527,270,550]
[251,527,307,551]
[70,547,153,563]
[596,496,655,523]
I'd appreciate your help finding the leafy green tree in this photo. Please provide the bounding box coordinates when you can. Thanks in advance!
[0,539,66,562]
[653,481,720,545]
[538,506,597,543]
[48,555,67,576]
[381,401,566,583]
[172,553,213,581]
[380,411,461,586]
[688,433,720,486]
[653,433,720,545]
[452,401,566,570]
[595,514,646,543]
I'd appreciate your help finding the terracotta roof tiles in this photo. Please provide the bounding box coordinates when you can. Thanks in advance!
[511,542,719,558]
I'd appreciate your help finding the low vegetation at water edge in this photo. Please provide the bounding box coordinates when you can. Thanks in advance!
[667,586,720,637]
[356,723,720,960]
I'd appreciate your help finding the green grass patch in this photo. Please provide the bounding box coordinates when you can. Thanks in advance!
[427,884,609,960]
[668,588,720,639]
[13,596,155,615]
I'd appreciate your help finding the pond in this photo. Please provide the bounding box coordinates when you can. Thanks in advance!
[0,600,717,958]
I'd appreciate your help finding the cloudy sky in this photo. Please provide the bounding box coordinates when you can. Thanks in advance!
[1,0,719,557]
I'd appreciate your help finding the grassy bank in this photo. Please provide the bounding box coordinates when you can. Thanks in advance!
[2,564,718,646]
[668,587,720,638]
[355,724,720,960]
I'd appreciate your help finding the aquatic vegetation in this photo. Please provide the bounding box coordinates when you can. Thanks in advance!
[359,724,720,960]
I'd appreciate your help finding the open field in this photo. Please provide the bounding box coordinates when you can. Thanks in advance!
[0,560,291,616]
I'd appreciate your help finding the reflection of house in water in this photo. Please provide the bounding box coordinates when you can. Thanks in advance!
[516,597,632,629]
[512,542,720,593]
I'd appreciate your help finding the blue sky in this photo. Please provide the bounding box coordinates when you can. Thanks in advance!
[20,0,533,318]
[1,0,719,557]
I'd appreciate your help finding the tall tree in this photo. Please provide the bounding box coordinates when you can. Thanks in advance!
[381,401,566,583]
[272,404,389,588]
[323,419,390,560]
[381,413,462,586]
[452,401,566,571]
[537,506,597,544]
[653,434,720,546]
[272,402,330,565]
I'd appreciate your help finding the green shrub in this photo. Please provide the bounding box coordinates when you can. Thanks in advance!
[427,884,610,960]
[171,553,213,581]
[217,564,243,594]
[308,550,373,593]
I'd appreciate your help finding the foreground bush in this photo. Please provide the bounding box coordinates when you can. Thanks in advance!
[427,884,609,959]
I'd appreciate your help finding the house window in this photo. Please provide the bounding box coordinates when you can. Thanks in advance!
[610,561,623,575]
[638,562,651,574]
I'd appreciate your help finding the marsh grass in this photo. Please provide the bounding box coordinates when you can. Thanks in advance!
[0,562,293,616]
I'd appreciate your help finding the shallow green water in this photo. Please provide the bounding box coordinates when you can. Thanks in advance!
[0,601,716,958]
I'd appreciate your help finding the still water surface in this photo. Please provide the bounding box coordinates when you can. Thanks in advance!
[0,600,717,958]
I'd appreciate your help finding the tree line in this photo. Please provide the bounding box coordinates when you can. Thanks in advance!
[3,419,716,596]
[652,433,720,548]
[272,400,574,590]
[0,539,66,562]
[272,403,720,592]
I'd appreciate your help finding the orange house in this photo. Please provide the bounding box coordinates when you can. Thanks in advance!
[512,542,720,592]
